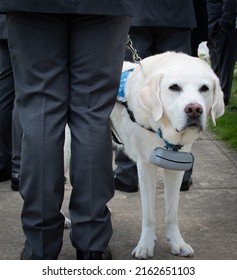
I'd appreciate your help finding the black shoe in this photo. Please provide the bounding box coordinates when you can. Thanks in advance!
[76,247,112,260]
[20,248,30,260]
[11,171,20,191]
[180,178,192,192]
[114,176,138,193]
[0,169,11,182]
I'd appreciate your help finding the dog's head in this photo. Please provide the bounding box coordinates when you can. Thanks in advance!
[133,52,225,144]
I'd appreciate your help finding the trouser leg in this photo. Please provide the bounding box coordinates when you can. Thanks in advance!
[217,29,237,105]
[7,14,69,259]
[12,104,22,174]
[153,27,192,54]
[68,15,131,252]
[0,40,14,171]
[209,28,237,105]
[125,26,154,60]
[114,149,138,186]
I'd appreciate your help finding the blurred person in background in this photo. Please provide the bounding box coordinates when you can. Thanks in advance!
[207,0,237,105]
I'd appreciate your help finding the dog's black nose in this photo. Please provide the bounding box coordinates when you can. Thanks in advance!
[184,103,203,119]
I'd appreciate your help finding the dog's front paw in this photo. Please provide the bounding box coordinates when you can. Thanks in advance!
[167,227,194,257]
[132,236,157,259]
[168,239,194,257]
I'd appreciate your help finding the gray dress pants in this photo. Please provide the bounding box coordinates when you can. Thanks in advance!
[7,13,130,259]
[0,40,14,172]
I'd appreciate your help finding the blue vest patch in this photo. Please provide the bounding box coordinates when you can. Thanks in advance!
[117,68,134,103]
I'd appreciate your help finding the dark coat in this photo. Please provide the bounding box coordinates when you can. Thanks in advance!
[207,0,236,38]
[131,0,196,28]
[0,0,135,16]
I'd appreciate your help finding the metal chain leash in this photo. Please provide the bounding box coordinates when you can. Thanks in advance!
[126,35,142,66]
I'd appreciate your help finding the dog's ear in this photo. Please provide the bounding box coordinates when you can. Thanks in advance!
[138,75,163,122]
[211,77,225,125]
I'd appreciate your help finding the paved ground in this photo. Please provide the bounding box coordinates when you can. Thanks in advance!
[0,131,237,260]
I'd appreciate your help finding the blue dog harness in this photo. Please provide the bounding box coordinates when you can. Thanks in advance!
[116,68,136,122]
[117,68,134,103]
[115,68,183,151]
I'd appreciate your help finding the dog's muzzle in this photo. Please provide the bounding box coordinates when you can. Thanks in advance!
[184,102,204,130]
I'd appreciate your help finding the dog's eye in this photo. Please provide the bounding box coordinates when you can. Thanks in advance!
[169,84,182,92]
[199,85,209,92]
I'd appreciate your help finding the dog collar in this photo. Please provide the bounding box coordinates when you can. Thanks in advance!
[157,129,183,151]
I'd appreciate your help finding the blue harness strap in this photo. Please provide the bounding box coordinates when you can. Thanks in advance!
[117,68,134,103]
[112,68,135,145]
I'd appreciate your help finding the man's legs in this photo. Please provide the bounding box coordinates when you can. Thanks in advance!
[0,40,14,181]
[7,14,69,259]
[209,28,237,105]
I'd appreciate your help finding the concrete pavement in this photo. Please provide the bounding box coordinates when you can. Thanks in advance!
[0,131,237,260]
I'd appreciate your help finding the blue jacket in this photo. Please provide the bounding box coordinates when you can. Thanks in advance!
[0,0,135,16]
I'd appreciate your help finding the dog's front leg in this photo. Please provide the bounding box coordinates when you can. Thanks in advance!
[164,169,194,257]
[132,161,158,259]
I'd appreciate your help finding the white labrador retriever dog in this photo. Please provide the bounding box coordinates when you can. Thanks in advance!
[110,52,224,259]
